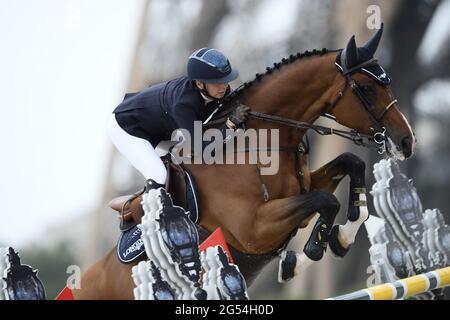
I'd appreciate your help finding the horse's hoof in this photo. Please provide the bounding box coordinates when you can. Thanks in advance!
[278,251,297,283]
[303,243,326,261]
[328,225,350,258]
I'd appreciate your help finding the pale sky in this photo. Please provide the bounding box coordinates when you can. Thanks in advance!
[0,0,145,247]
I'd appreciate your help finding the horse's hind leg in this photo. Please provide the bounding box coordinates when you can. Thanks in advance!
[309,152,369,256]
[278,153,368,282]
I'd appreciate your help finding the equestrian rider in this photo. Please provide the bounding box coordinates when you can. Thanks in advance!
[109,48,250,194]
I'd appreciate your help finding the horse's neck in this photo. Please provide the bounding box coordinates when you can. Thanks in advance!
[242,53,338,129]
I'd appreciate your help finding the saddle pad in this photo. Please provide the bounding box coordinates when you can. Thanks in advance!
[117,225,146,264]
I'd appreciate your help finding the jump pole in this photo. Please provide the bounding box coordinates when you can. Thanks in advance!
[327,266,450,300]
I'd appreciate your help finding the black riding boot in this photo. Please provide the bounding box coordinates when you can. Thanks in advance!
[145,179,165,193]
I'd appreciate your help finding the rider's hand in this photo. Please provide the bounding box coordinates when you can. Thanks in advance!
[229,104,251,127]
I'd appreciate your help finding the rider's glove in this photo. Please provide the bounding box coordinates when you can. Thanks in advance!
[228,105,251,129]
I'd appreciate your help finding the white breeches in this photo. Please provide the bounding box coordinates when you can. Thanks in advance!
[108,114,167,185]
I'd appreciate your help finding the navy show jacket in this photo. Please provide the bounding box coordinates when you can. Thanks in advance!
[113,76,229,147]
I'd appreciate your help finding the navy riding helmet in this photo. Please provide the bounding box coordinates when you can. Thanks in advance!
[187,48,239,84]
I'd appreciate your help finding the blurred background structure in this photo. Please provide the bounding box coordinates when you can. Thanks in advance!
[1,0,449,299]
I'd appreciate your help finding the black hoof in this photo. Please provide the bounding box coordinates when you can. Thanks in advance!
[278,251,297,283]
[303,241,326,261]
[328,225,350,258]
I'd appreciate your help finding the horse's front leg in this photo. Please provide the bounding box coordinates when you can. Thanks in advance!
[279,152,369,282]
[256,190,340,281]
[310,152,369,254]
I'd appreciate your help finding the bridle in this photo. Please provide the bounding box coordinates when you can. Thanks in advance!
[322,57,398,153]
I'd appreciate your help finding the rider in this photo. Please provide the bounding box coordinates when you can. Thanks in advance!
[109,48,250,195]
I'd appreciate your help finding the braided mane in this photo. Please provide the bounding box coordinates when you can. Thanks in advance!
[222,48,338,106]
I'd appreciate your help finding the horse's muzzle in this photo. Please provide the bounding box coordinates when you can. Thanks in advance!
[401,136,413,159]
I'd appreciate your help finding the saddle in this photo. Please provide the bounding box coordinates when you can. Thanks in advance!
[109,155,200,232]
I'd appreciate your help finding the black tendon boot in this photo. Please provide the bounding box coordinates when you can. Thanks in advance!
[346,156,366,222]
[303,217,331,261]
[329,184,367,258]
[347,183,366,222]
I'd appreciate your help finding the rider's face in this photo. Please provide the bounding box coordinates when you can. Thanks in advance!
[196,81,228,99]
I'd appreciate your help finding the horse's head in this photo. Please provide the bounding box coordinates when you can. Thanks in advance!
[328,24,416,160]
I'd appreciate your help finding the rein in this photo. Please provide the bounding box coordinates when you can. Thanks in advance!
[247,110,376,150]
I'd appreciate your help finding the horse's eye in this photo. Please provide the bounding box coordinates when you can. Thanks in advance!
[361,85,376,97]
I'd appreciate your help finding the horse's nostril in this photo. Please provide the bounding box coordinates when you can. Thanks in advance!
[401,136,412,158]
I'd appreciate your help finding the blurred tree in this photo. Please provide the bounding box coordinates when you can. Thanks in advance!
[380,0,449,220]
[188,0,230,51]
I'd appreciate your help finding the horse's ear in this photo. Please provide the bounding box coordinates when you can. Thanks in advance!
[363,23,384,56]
[344,35,359,68]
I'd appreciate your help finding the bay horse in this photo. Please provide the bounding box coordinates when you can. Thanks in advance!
[73,26,416,299]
